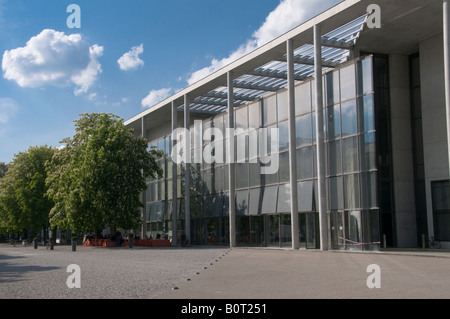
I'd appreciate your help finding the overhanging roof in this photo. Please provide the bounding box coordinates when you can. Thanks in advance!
[125,0,444,133]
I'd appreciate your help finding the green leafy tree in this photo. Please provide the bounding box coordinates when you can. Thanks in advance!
[0,162,8,179]
[0,146,55,235]
[46,113,162,234]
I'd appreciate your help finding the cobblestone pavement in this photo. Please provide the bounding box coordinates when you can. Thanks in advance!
[0,244,228,299]
[1,244,450,300]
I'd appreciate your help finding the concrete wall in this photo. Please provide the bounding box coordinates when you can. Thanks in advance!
[389,54,418,247]
[419,33,450,246]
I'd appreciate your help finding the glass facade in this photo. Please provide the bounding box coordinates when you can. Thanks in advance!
[145,55,379,250]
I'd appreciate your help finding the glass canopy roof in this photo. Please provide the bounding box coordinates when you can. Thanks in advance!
[184,14,368,115]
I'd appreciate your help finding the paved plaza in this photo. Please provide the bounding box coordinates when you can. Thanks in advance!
[1,244,450,299]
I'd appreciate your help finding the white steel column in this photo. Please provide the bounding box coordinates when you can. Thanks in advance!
[171,101,178,246]
[227,71,236,248]
[141,116,147,239]
[444,0,450,177]
[184,95,191,245]
[287,39,300,250]
[314,25,329,251]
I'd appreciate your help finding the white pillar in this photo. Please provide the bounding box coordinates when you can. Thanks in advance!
[287,39,300,250]
[184,95,191,245]
[171,101,178,246]
[314,25,329,251]
[227,71,236,248]
[444,0,450,177]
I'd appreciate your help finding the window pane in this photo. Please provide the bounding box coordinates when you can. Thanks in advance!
[212,115,223,135]
[341,99,357,136]
[326,105,341,140]
[236,162,249,189]
[329,176,343,210]
[432,180,450,211]
[249,160,262,187]
[360,133,376,171]
[359,95,375,133]
[345,210,362,246]
[340,64,356,101]
[277,90,289,122]
[249,188,262,216]
[361,172,377,209]
[263,94,277,126]
[203,168,212,194]
[295,81,312,115]
[298,180,314,212]
[296,147,313,180]
[236,190,249,216]
[214,165,224,192]
[261,185,278,214]
[203,195,214,217]
[235,106,248,130]
[277,183,291,213]
[262,162,278,185]
[278,121,289,152]
[325,70,340,106]
[296,113,312,148]
[327,140,341,176]
[344,174,360,209]
[248,101,261,129]
[278,151,290,183]
[358,57,373,96]
[342,136,359,173]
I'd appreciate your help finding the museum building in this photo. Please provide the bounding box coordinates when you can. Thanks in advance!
[125,0,450,250]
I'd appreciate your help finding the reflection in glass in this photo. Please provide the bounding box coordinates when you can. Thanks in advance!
[327,140,341,176]
[236,162,249,189]
[342,136,359,173]
[277,90,289,122]
[329,176,343,210]
[261,185,278,214]
[344,174,360,209]
[359,95,375,133]
[278,121,289,152]
[296,147,313,180]
[249,188,262,216]
[277,183,291,213]
[340,64,356,101]
[248,101,261,129]
[295,81,311,115]
[326,105,340,140]
[263,94,277,126]
[249,160,262,187]
[345,210,361,249]
[278,151,290,183]
[296,113,312,147]
[236,190,249,216]
[358,57,373,96]
[341,99,357,136]
[360,133,376,171]
[235,106,248,130]
[325,70,340,106]
[297,180,313,212]
[361,172,377,209]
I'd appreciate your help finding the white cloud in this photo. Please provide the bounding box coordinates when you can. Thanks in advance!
[117,44,144,71]
[187,0,340,85]
[141,88,172,108]
[2,29,103,95]
[0,98,18,124]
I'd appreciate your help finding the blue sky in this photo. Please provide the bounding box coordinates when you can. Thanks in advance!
[0,0,340,164]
